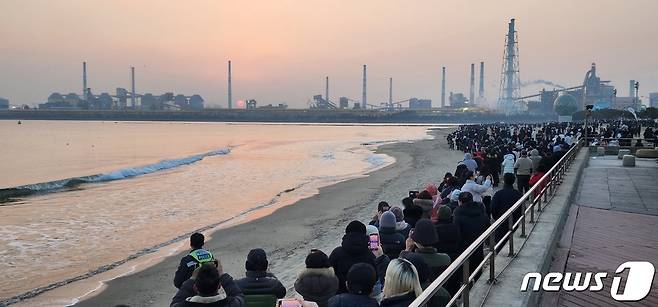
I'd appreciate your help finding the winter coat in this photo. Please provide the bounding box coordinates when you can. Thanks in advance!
[461,153,478,172]
[434,219,461,262]
[501,154,516,175]
[460,179,492,204]
[454,201,491,278]
[491,185,523,243]
[529,150,542,173]
[379,227,406,259]
[395,221,412,239]
[171,274,245,307]
[294,267,339,307]
[174,249,208,289]
[328,293,379,307]
[329,233,389,294]
[413,198,435,219]
[403,205,423,228]
[514,157,533,175]
[400,247,451,282]
[235,271,286,299]
[380,291,416,307]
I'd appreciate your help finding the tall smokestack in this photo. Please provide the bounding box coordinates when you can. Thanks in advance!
[325,76,330,105]
[389,77,393,108]
[82,62,87,100]
[131,67,136,108]
[441,67,446,108]
[228,60,232,109]
[479,62,485,103]
[470,63,475,105]
[362,65,367,109]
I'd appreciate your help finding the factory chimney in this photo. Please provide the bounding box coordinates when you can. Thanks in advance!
[82,62,87,101]
[325,76,330,105]
[228,60,233,109]
[389,77,393,108]
[131,67,136,108]
[470,63,475,105]
[479,62,485,103]
[441,67,446,108]
[362,65,367,109]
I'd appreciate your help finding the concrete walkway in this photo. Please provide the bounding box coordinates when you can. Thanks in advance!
[541,156,658,307]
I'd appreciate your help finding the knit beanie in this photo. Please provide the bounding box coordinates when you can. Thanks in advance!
[366,225,379,236]
[379,211,397,229]
[389,206,404,223]
[346,263,376,295]
[437,206,452,221]
[305,250,330,269]
[245,248,268,271]
[411,219,438,246]
[345,220,366,234]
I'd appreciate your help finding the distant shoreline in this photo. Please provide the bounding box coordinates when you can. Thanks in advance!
[0,109,552,124]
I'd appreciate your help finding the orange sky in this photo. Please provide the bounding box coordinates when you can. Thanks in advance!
[1,0,657,108]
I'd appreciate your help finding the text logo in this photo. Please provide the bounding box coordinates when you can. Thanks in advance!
[521,261,655,302]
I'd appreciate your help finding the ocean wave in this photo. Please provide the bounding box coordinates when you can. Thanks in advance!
[0,148,231,201]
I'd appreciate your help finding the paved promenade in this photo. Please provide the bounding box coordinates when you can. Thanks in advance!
[542,156,658,307]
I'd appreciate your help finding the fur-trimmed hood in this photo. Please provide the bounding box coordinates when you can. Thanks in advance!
[294,267,339,307]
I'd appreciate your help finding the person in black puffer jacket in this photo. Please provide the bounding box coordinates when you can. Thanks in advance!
[295,250,339,307]
[454,192,490,282]
[329,221,389,294]
[402,197,423,228]
[171,261,245,307]
[378,211,405,259]
[433,205,462,296]
[235,248,286,299]
[328,263,379,307]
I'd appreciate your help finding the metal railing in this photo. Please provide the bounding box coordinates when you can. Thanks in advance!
[410,140,583,307]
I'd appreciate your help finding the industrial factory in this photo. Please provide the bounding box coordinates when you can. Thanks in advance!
[12,18,651,117]
[38,63,204,111]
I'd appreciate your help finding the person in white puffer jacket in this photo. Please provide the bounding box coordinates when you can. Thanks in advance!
[460,171,492,204]
[501,153,516,175]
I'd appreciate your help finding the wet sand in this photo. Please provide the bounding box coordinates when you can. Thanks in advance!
[73,128,461,307]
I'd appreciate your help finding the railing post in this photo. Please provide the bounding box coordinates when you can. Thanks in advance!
[529,193,535,223]
[489,234,496,283]
[537,193,542,212]
[508,215,514,256]
[463,259,470,307]
[520,200,526,237]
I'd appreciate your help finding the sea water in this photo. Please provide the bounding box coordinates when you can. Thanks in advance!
[0,120,434,303]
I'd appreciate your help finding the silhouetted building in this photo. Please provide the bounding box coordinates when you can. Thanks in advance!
[189,95,204,110]
[449,92,468,108]
[649,93,658,108]
[408,98,431,109]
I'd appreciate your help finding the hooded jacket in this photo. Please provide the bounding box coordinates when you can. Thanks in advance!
[529,149,542,173]
[501,154,516,174]
[171,273,245,307]
[235,271,286,299]
[328,233,376,294]
[461,153,478,173]
[294,267,339,307]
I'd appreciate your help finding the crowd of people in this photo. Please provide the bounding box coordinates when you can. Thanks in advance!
[162,120,656,307]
